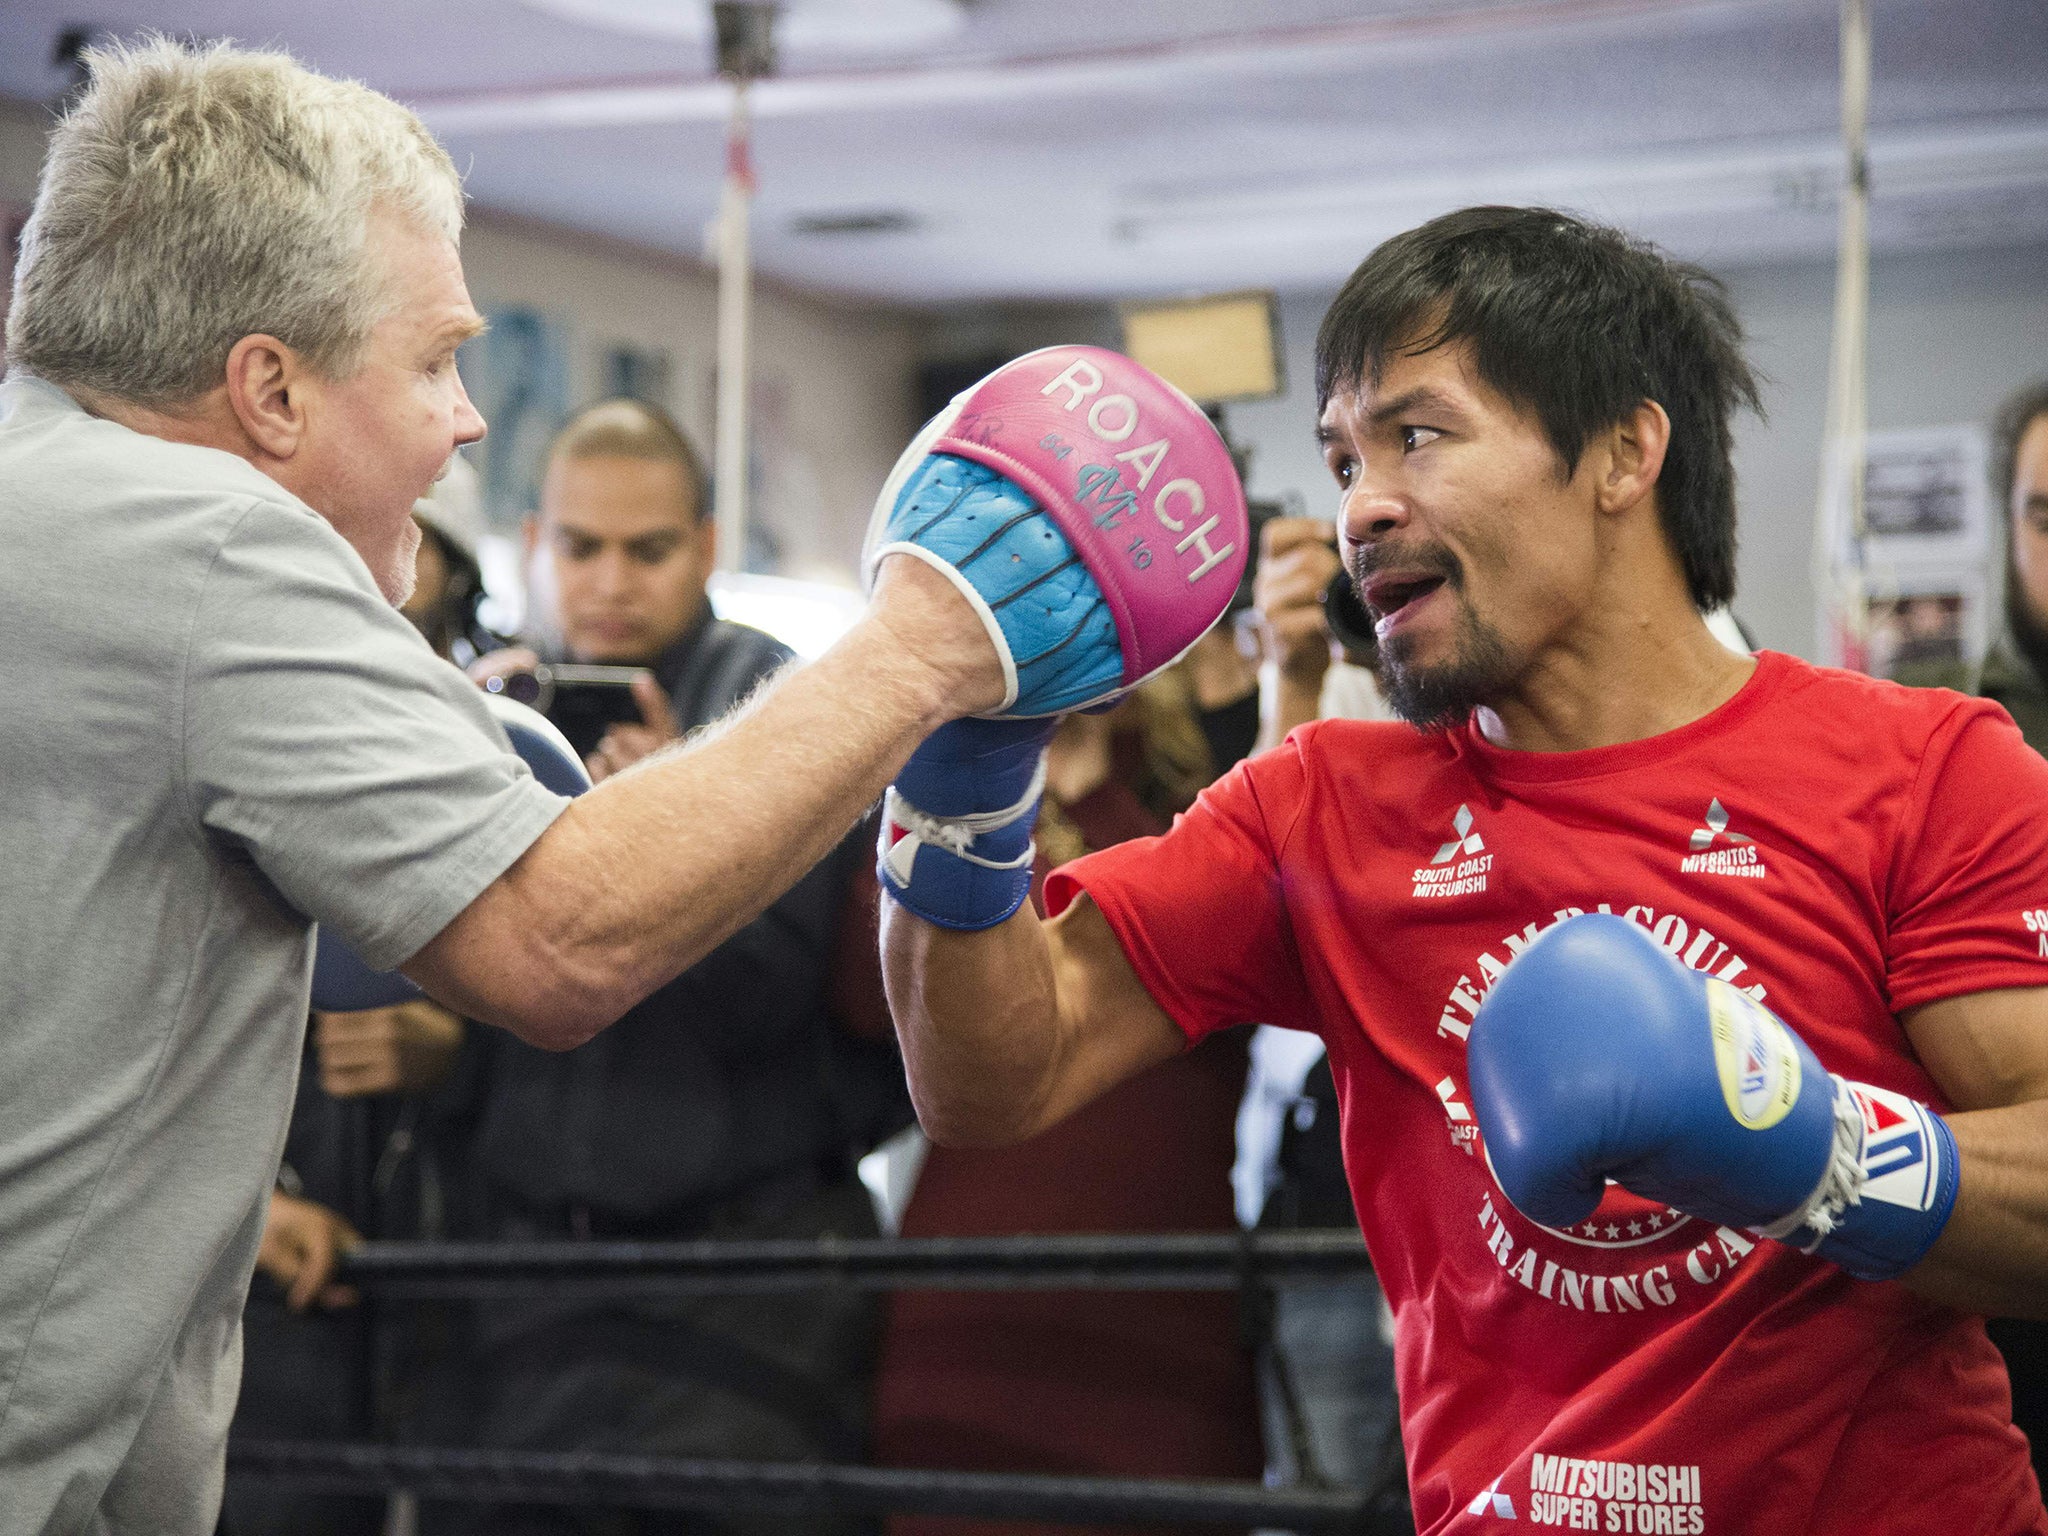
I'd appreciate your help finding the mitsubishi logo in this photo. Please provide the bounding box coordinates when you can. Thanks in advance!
[1433,804,1486,865]
[1466,1475,1517,1519]
[1688,798,1752,853]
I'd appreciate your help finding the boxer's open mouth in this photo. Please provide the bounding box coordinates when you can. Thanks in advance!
[1362,573,1447,623]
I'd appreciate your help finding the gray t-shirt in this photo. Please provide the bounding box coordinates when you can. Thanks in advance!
[0,377,567,1533]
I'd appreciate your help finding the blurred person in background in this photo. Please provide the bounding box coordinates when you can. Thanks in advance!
[1249,515,1395,753]
[400,454,500,667]
[433,398,897,1536]
[1231,515,1408,1525]
[870,635,1265,1536]
[1962,378,2048,1480]
[1970,382,2048,741]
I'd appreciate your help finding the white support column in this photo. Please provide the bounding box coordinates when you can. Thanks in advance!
[713,78,755,574]
[1811,0,1872,666]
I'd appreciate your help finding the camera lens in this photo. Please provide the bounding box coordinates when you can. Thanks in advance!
[1322,570,1379,660]
[486,665,550,710]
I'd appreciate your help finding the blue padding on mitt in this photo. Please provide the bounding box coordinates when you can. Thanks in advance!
[879,455,1124,716]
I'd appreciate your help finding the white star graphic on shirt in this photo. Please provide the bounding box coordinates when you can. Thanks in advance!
[1627,1221,1643,1236]
[1604,1224,1620,1238]
[1582,1222,1601,1237]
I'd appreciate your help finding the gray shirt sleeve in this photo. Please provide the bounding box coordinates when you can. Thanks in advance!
[181,497,568,970]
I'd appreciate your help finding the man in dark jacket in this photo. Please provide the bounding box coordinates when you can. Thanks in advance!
[440,399,897,1535]
[1974,382,2048,743]
[1969,379,2048,1483]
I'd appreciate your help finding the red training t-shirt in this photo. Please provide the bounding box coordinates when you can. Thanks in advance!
[1046,651,2048,1535]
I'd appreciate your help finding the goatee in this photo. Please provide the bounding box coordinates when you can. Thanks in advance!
[1348,543,1516,730]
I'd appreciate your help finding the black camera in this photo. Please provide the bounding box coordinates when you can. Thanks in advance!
[1226,499,1287,618]
[1227,497,1378,663]
[1321,567,1379,661]
[483,663,650,758]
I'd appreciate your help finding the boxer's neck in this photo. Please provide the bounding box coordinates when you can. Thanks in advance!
[1472,544,1755,756]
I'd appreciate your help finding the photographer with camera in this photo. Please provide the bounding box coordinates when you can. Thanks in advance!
[423,399,894,1536]
[1236,512,1408,1520]
[1250,513,1392,752]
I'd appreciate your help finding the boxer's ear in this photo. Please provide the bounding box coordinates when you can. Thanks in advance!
[1592,398,1671,518]
[222,333,308,461]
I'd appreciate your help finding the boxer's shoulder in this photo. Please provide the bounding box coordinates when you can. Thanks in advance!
[1765,646,2017,765]
[1280,714,1453,783]
[1213,716,1448,839]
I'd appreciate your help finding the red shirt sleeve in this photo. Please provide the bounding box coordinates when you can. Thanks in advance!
[1885,696,2048,1013]
[1044,732,1322,1044]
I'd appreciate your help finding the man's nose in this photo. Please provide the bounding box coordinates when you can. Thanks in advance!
[590,549,636,598]
[1339,477,1409,544]
[452,368,487,447]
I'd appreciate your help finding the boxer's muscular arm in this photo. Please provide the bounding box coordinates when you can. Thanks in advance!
[1897,987,2048,1318]
[882,891,1185,1148]
[405,558,1000,1050]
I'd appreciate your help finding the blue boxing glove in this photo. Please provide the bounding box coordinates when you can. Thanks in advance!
[878,715,1058,931]
[310,692,590,1012]
[1468,913,1958,1282]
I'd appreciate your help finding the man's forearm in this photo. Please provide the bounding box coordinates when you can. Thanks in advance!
[881,892,1187,1149]
[414,563,995,1045]
[881,902,1068,1148]
[1903,1099,2048,1317]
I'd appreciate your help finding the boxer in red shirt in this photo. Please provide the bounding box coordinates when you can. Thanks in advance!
[879,207,2048,1535]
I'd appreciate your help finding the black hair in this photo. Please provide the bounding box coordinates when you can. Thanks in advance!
[1993,379,2048,523]
[1315,206,1762,611]
[550,397,710,525]
[414,525,500,666]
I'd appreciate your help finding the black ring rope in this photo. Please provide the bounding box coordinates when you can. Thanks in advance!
[245,1231,1396,1528]
[227,1440,1408,1532]
[336,1229,1370,1300]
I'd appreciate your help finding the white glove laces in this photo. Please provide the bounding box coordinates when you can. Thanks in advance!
[1754,1076,1868,1248]
[883,752,1048,873]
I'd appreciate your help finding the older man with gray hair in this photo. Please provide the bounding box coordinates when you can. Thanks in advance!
[0,38,1007,1533]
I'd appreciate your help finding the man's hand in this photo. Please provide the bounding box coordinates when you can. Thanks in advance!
[467,645,540,690]
[315,999,464,1097]
[587,673,680,783]
[1254,517,1341,683]
[863,345,1247,720]
[1254,518,1342,750]
[867,554,1011,719]
[257,1189,361,1312]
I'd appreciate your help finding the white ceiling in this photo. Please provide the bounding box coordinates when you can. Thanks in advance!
[2,0,2044,306]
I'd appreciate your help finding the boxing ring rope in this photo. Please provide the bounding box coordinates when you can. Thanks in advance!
[226,1440,1408,1532]
[231,1229,1398,1530]
[329,1228,1370,1299]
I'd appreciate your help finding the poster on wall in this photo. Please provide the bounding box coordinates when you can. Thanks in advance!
[1837,425,1992,570]
[463,306,568,529]
[1822,425,1994,676]
[599,342,671,409]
